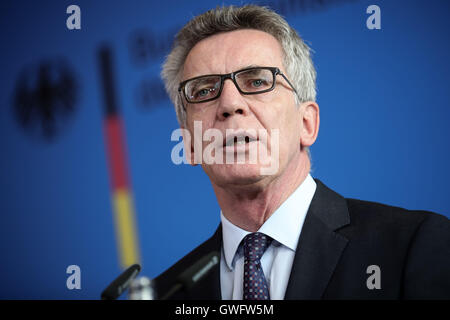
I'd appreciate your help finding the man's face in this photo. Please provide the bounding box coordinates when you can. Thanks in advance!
[181,29,305,189]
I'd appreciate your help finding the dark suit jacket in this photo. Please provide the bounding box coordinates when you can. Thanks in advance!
[155,179,450,299]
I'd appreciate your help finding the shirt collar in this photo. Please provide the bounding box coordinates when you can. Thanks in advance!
[221,174,317,271]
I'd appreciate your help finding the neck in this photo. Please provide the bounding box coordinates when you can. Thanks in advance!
[212,151,310,232]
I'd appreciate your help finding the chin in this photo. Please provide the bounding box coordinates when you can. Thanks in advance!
[204,163,267,187]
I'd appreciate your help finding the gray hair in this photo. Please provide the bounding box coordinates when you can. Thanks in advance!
[161,5,317,127]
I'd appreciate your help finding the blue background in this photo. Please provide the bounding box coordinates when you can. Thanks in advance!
[0,0,449,299]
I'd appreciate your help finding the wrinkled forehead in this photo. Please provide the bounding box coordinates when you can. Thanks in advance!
[182,29,286,81]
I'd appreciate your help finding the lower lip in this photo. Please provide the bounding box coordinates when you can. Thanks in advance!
[223,140,258,153]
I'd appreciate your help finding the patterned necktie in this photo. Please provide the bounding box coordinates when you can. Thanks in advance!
[242,232,273,300]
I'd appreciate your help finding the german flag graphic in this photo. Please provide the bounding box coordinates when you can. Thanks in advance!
[99,46,140,269]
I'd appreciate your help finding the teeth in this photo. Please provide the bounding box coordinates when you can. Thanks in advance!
[236,140,246,145]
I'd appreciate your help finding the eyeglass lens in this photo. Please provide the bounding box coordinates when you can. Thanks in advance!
[184,68,275,103]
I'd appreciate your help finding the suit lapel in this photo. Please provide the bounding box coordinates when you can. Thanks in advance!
[284,179,350,299]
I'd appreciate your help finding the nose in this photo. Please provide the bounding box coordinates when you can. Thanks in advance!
[216,78,249,121]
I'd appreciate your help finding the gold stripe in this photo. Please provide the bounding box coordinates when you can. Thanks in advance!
[112,189,141,268]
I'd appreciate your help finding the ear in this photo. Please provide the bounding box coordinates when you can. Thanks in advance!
[300,101,320,148]
[180,124,198,166]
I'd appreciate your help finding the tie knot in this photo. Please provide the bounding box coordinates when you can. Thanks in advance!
[243,232,272,261]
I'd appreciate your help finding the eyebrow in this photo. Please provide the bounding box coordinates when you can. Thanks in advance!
[181,65,269,84]
[239,64,264,70]
[240,65,269,74]
[201,64,266,77]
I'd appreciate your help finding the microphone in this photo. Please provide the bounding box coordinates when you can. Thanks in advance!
[101,264,141,300]
[160,251,220,300]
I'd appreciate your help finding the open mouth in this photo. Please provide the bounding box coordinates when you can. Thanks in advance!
[222,132,258,152]
[225,135,257,147]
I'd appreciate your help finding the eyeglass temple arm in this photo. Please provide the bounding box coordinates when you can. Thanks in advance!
[279,72,299,97]
[178,90,187,111]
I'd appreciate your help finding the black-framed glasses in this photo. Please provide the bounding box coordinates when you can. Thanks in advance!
[178,66,298,104]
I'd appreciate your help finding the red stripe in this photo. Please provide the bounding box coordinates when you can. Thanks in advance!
[104,115,130,190]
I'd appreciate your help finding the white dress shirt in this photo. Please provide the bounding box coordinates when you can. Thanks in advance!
[220,174,317,300]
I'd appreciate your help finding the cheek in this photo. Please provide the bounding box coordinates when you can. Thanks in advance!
[278,108,302,152]
[186,108,215,131]
[262,103,300,136]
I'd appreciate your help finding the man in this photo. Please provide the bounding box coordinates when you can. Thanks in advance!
[156,5,450,299]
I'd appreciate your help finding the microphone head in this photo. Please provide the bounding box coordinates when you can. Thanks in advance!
[101,263,141,300]
[158,251,220,300]
[178,251,219,289]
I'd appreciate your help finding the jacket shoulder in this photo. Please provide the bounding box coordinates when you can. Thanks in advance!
[345,198,448,231]
[343,198,450,299]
